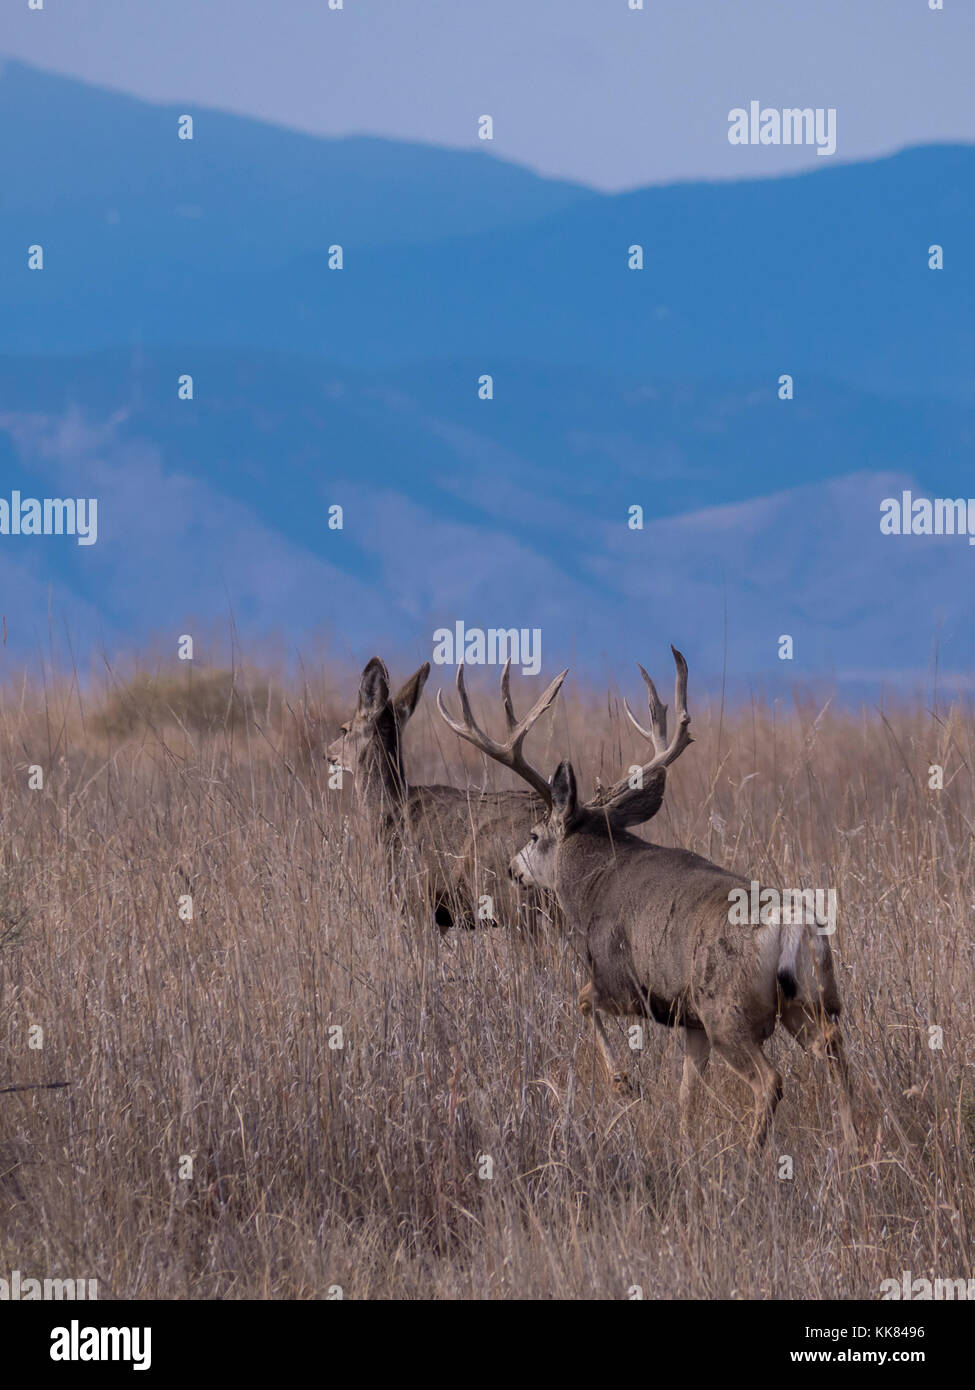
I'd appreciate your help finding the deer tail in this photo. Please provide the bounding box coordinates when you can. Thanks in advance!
[776,924,802,999]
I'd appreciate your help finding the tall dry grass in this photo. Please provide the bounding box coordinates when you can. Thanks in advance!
[0,659,973,1299]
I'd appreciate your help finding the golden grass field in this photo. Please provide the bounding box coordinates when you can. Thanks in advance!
[0,659,973,1299]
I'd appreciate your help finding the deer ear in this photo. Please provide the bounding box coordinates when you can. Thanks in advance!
[605,767,667,828]
[358,657,390,715]
[393,663,430,725]
[550,760,578,830]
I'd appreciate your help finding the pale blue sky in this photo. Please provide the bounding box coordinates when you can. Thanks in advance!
[4,0,972,190]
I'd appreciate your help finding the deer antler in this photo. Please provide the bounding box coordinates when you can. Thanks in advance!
[437,660,568,803]
[628,646,691,774]
[590,646,692,823]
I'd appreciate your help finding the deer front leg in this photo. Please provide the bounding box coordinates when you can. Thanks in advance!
[578,981,632,1096]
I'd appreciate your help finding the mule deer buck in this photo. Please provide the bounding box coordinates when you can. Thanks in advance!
[327,657,566,932]
[439,648,855,1148]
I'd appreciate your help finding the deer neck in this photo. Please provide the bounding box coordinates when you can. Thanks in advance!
[557,816,638,918]
[355,720,408,826]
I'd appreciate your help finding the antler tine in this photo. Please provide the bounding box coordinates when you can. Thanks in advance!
[454,662,481,740]
[640,663,669,748]
[623,699,651,741]
[639,645,692,773]
[513,667,569,745]
[500,659,517,737]
[670,645,690,742]
[437,664,499,754]
[624,663,668,751]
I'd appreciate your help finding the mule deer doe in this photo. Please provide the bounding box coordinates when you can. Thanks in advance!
[328,657,566,932]
[439,648,855,1148]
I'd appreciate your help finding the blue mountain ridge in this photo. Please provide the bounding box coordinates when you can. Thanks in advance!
[2,55,971,403]
[0,60,971,692]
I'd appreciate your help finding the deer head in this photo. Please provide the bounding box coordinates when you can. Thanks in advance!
[328,657,430,801]
[507,647,692,890]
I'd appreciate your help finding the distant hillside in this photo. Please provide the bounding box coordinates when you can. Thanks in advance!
[2,348,973,530]
[0,350,971,689]
[0,56,592,266]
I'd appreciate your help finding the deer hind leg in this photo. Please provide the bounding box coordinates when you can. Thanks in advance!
[679,1028,711,1137]
[712,1037,783,1149]
[578,982,632,1097]
[780,1002,857,1148]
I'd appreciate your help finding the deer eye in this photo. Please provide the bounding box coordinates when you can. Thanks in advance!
[530,832,539,843]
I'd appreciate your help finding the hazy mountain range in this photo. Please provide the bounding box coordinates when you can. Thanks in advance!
[0,58,971,694]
